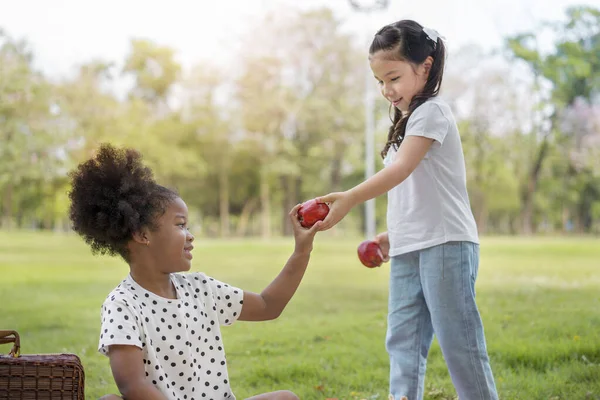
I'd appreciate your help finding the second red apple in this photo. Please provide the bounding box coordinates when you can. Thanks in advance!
[357,240,384,268]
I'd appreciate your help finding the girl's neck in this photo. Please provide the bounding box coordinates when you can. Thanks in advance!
[130,265,178,300]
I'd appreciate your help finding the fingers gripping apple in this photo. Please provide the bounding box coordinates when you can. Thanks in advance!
[297,199,329,228]
[357,240,384,268]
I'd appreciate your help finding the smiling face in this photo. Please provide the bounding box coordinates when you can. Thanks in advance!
[144,196,195,273]
[370,50,432,113]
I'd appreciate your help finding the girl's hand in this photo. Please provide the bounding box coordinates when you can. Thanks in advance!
[315,191,357,231]
[290,204,321,254]
[374,231,390,262]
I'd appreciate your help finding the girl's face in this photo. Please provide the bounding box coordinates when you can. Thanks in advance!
[370,50,432,112]
[145,197,195,273]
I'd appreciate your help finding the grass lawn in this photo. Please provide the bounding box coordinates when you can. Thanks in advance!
[1,231,599,399]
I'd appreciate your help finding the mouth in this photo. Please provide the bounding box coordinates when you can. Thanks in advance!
[184,245,194,260]
[392,98,402,107]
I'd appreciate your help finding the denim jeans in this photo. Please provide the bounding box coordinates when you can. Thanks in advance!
[386,241,498,400]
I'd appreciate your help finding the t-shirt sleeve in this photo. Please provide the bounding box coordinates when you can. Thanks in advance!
[98,296,143,356]
[405,102,449,145]
[205,276,244,326]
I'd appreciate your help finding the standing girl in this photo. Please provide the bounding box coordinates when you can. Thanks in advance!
[314,20,499,400]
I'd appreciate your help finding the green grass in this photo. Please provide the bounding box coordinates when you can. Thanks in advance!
[1,232,599,399]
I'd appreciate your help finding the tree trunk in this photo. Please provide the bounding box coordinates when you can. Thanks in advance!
[329,145,345,192]
[472,128,486,234]
[329,146,345,238]
[218,167,230,237]
[473,190,487,234]
[561,206,570,233]
[280,176,290,236]
[260,168,271,238]
[477,201,488,234]
[520,135,550,235]
[281,175,300,236]
[236,197,258,237]
[2,183,13,229]
[577,179,596,233]
[295,176,302,205]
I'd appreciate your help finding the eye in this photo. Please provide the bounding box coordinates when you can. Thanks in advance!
[390,76,400,82]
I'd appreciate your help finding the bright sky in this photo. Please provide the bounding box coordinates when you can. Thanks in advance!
[0,0,594,78]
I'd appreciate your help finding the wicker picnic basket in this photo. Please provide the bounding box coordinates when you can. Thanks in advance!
[0,330,85,399]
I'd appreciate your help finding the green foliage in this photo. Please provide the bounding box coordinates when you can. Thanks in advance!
[504,5,600,234]
[0,31,66,227]
[123,39,181,104]
[1,6,599,234]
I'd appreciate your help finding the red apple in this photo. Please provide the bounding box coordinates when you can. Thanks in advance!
[297,199,329,228]
[357,240,384,268]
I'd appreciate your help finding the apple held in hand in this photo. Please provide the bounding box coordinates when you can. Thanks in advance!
[357,240,384,268]
[297,199,329,228]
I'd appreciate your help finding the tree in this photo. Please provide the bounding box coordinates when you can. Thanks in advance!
[236,8,365,236]
[444,46,527,233]
[178,65,232,236]
[506,5,600,233]
[123,38,181,109]
[0,30,62,228]
[55,61,121,161]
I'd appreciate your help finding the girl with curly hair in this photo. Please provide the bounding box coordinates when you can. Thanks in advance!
[69,144,320,400]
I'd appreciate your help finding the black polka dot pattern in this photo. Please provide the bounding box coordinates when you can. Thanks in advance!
[98,273,243,399]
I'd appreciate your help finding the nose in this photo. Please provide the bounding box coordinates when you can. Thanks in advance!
[382,83,395,100]
[187,231,195,242]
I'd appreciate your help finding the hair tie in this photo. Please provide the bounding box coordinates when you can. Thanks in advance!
[423,27,445,49]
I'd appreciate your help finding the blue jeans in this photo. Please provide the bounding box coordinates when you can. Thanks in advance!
[386,241,498,400]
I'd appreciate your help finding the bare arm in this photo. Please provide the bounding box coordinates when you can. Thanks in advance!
[238,204,320,321]
[316,136,434,231]
[108,345,167,400]
[347,136,434,204]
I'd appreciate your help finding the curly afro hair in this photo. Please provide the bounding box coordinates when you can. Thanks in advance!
[68,143,178,260]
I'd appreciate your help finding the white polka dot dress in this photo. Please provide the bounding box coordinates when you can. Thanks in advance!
[98,272,244,400]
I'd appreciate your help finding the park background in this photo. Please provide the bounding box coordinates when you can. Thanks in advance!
[1,0,599,398]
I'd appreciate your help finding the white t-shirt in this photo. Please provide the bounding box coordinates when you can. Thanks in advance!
[98,272,244,400]
[383,97,479,256]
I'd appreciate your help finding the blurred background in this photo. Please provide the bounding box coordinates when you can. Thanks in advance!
[1,0,599,238]
[1,2,600,399]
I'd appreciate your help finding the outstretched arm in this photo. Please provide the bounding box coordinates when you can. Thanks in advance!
[316,136,434,231]
[238,204,321,321]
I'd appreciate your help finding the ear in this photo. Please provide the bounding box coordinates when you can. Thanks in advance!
[422,56,434,76]
[132,228,150,245]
